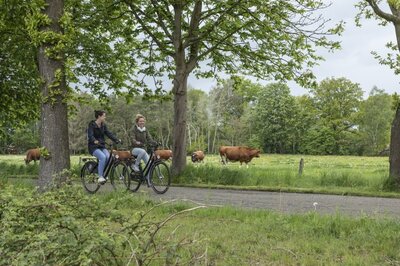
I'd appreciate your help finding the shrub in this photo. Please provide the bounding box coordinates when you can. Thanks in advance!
[0,184,205,265]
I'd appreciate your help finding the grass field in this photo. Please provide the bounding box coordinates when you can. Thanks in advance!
[2,154,400,265]
[0,153,395,197]
[1,184,400,265]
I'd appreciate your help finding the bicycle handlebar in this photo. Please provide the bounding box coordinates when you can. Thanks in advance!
[103,140,123,149]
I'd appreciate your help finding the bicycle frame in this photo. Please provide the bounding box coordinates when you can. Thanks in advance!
[102,150,116,179]
[133,148,160,185]
[81,143,131,193]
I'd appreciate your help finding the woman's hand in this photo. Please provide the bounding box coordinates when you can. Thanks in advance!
[94,140,99,144]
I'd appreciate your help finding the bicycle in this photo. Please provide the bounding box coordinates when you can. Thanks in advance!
[80,142,130,194]
[127,142,171,194]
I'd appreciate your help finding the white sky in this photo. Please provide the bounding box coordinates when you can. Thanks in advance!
[186,0,400,97]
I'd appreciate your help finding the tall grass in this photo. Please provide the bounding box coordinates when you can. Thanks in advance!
[177,154,394,195]
[0,161,39,178]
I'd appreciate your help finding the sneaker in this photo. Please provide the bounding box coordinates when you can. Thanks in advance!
[98,176,106,183]
[132,165,140,172]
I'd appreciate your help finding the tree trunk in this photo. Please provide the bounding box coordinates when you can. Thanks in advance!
[390,20,400,186]
[37,0,70,190]
[390,106,400,185]
[171,72,188,176]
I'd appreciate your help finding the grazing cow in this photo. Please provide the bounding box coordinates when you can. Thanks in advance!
[191,150,205,163]
[24,148,40,165]
[223,146,260,167]
[112,150,132,161]
[219,145,249,164]
[154,149,173,160]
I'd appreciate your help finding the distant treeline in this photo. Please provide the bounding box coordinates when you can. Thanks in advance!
[0,77,394,156]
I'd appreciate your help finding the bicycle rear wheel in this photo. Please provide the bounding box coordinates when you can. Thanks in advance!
[81,161,100,194]
[150,161,171,194]
[111,161,130,191]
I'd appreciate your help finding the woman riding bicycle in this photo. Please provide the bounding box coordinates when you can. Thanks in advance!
[87,110,120,183]
[131,114,154,172]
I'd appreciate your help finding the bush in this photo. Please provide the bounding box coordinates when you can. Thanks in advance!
[0,184,205,265]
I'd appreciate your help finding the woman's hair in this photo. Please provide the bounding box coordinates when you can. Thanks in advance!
[135,114,145,123]
[94,110,106,119]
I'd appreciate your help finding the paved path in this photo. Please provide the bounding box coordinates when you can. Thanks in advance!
[144,186,400,218]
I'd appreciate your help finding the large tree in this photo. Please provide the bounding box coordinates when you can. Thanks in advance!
[252,83,298,153]
[209,79,248,148]
[357,0,400,184]
[2,0,141,187]
[1,0,71,188]
[357,87,394,155]
[35,0,71,188]
[80,0,342,175]
[0,1,41,137]
[308,77,363,155]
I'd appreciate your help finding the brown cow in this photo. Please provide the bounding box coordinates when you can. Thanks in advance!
[24,148,40,165]
[219,145,249,164]
[191,150,205,163]
[223,146,260,167]
[112,150,132,161]
[154,149,173,160]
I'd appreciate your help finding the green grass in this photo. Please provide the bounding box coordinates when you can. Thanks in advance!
[177,154,395,197]
[1,183,400,265]
[0,153,395,197]
[166,206,400,265]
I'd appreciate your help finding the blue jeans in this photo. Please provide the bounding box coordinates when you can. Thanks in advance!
[93,148,110,177]
[131,148,149,168]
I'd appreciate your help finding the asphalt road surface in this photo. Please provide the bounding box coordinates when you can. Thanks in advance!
[143,186,400,218]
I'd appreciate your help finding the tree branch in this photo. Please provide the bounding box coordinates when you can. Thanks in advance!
[186,0,202,71]
[366,0,400,23]
[150,0,173,41]
[123,0,174,57]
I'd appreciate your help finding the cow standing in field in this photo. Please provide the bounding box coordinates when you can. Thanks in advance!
[191,150,205,163]
[154,149,173,161]
[219,145,249,164]
[220,146,260,167]
[24,148,40,165]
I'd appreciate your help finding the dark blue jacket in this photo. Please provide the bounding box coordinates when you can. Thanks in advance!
[87,120,119,155]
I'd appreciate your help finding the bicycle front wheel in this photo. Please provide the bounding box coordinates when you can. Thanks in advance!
[111,161,130,191]
[81,161,100,194]
[150,161,171,194]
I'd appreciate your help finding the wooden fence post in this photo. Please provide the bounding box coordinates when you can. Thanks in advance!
[298,158,304,176]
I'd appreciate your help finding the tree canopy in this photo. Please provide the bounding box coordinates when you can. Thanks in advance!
[2,0,345,176]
